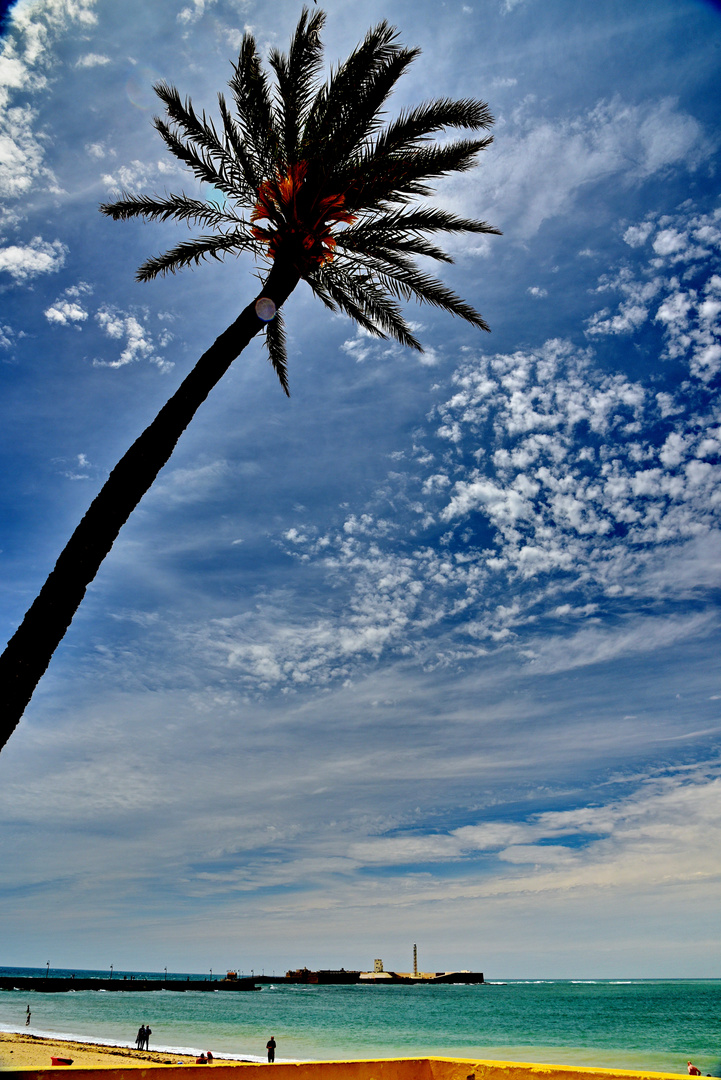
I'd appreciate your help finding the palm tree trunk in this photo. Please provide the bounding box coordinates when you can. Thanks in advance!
[0,261,300,753]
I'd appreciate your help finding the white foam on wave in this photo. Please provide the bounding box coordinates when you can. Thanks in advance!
[1,1025,139,1049]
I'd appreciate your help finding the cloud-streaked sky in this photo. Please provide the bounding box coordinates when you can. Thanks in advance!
[1,0,720,979]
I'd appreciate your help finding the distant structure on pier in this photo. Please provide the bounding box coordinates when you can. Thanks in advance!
[286,946,483,985]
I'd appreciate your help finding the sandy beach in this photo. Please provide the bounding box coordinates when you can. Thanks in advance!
[0,1032,244,1070]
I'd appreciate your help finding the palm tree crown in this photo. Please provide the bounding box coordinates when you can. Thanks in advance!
[0,7,498,755]
[101,7,499,394]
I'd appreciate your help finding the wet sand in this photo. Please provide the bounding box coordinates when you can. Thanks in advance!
[0,1032,244,1070]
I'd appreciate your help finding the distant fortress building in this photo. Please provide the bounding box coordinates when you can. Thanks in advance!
[287,946,483,985]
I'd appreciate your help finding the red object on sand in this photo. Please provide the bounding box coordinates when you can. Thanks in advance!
[51,1057,73,1066]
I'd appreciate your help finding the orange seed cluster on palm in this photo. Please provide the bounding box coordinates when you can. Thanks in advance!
[250,162,356,269]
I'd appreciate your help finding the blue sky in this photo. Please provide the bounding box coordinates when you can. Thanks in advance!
[0,0,720,979]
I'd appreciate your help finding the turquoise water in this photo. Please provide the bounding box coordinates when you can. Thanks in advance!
[1,970,719,1075]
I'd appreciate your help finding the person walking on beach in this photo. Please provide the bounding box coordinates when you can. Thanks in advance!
[266,1036,276,1063]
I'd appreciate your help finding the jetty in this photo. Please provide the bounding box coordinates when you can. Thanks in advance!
[0,976,258,993]
[0,948,482,993]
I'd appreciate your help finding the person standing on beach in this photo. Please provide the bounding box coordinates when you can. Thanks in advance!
[144,1025,152,1050]
[266,1036,276,1063]
[136,1025,145,1049]
[25,1006,30,1026]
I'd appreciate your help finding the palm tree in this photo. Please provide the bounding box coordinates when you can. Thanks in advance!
[0,7,499,753]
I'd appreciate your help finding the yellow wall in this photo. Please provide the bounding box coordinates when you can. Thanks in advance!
[7,1056,689,1080]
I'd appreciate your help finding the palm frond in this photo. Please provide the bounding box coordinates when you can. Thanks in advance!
[217,92,263,198]
[313,265,424,350]
[135,230,261,281]
[338,206,502,260]
[303,20,407,163]
[310,270,390,340]
[398,137,495,181]
[348,234,455,264]
[269,6,326,166]
[338,231,453,265]
[153,118,233,196]
[341,250,491,331]
[228,33,279,178]
[372,97,494,157]
[303,277,340,313]
[338,135,495,210]
[100,191,245,229]
[264,310,290,396]
[307,47,418,176]
[153,82,245,195]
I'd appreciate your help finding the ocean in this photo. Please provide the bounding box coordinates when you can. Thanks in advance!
[0,968,719,1075]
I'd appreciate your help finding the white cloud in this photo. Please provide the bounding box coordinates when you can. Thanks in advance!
[193,303,720,691]
[45,299,89,324]
[526,612,718,674]
[45,281,93,324]
[588,207,721,383]
[0,105,55,202]
[60,451,93,480]
[586,269,663,336]
[94,306,172,371]
[0,0,99,205]
[75,52,110,67]
[102,160,159,191]
[345,765,721,902]
[86,140,114,160]
[341,333,377,365]
[0,235,66,281]
[178,0,216,25]
[422,473,451,494]
[624,221,654,248]
[0,53,27,95]
[150,460,232,505]
[216,201,721,694]
[472,96,707,238]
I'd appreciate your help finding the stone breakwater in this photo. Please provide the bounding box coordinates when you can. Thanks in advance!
[0,977,258,993]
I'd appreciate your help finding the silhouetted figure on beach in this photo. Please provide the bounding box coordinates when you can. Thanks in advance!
[136,1025,145,1049]
[266,1036,276,1063]
[26,1006,30,1026]
[144,1025,152,1050]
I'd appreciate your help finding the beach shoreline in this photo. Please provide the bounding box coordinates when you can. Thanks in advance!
[0,1031,253,1070]
[1,977,715,1077]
